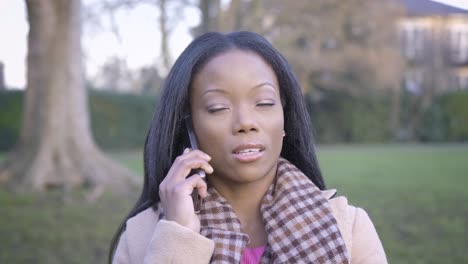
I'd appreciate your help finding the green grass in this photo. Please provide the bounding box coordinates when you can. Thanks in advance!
[0,144,467,263]
[0,153,140,264]
[0,190,138,264]
[316,144,468,264]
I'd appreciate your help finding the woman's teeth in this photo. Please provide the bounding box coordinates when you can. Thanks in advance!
[237,148,261,155]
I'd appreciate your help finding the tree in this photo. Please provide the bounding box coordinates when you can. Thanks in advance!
[270,1,403,93]
[196,0,220,35]
[88,57,163,93]
[88,0,222,73]
[0,0,136,198]
[88,0,186,74]
[0,61,5,90]
[91,56,136,92]
[218,0,405,137]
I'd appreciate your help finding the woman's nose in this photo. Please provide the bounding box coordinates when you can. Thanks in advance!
[232,106,259,134]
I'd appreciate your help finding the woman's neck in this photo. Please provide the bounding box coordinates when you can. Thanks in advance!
[209,170,275,217]
[208,170,276,247]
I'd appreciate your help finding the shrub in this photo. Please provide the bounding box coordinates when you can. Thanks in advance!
[434,91,468,141]
[89,91,157,150]
[1,89,466,150]
[0,90,157,151]
[0,90,23,150]
[306,90,391,143]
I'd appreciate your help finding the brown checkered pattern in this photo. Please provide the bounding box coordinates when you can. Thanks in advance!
[198,158,349,264]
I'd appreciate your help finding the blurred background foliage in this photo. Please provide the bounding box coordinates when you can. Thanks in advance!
[2,89,468,151]
[1,0,468,263]
[1,144,467,263]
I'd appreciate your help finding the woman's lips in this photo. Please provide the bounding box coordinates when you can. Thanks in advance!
[232,144,265,163]
[232,149,264,162]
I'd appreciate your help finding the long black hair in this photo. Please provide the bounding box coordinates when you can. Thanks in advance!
[109,31,325,262]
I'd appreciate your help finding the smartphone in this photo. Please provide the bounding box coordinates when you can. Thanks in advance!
[185,116,205,213]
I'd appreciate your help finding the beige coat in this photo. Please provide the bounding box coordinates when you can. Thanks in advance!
[113,190,387,264]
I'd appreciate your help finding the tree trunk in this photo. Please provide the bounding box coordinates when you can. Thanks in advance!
[0,0,137,198]
[389,86,401,140]
[0,61,5,90]
[159,0,171,72]
[198,0,219,35]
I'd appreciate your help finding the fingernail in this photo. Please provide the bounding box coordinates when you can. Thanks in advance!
[184,148,190,153]
[199,171,206,178]
[205,154,211,160]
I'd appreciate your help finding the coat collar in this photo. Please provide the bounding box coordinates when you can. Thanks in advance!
[322,188,337,199]
[198,158,349,263]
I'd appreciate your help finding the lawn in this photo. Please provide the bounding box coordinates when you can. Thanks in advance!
[317,144,468,264]
[0,144,467,263]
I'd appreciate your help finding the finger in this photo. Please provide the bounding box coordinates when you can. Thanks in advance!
[184,158,213,175]
[163,149,212,184]
[166,158,213,183]
[181,149,211,161]
[173,157,214,175]
[196,169,206,179]
[185,174,208,199]
[179,150,212,174]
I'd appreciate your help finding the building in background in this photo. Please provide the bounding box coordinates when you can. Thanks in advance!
[399,0,468,94]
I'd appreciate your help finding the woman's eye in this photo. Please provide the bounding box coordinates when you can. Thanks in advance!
[257,101,275,107]
[207,107,228,113]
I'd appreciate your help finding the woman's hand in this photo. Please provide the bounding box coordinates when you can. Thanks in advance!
[159,148,213,233]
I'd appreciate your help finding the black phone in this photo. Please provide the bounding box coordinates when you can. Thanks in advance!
[185,116,205,213]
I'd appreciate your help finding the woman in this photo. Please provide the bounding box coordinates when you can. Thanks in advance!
[110,31,387,264]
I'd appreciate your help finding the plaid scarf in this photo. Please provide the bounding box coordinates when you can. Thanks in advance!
[198,157,349,263]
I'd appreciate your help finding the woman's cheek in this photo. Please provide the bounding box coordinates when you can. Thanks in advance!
[197,121,228,156]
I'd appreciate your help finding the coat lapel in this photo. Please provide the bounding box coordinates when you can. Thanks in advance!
[260,158,349,263]
[199,189,249,263]
[198,158,349,264]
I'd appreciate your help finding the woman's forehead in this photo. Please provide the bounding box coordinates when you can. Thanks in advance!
[191,49,279,93]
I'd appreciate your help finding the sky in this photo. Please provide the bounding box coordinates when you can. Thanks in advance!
[0,0,199,88]
[0,0,468,88]
[434,0,468,9]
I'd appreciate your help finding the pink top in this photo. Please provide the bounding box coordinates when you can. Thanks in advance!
[240,246,266,264]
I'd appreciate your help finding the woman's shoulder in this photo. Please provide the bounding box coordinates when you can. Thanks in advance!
[323,189,357,250]
[323,189,387,263]
[127,206,160,227]
[126,207,160,243]
[125,206,161,241]
[117,207,160,263]
[321,188,362,221]
[118,206,215,264]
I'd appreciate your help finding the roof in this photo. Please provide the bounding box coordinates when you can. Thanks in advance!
[400,0,468,16]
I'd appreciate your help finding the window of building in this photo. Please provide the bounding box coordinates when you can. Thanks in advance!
[401,23,430,61]
[449,26,468,64]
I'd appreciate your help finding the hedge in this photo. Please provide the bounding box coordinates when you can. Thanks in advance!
[419,91,468,142]
[1,89,467,151]
[0,91,22,150]
[0,90,157,151]
[306,90,392,143]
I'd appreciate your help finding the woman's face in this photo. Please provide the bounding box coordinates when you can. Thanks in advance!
[190,49,284,186]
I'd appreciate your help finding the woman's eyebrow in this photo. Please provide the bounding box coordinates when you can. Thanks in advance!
[202,88,228,96]
[201,82,277,96]
[252,82,277,91]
